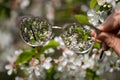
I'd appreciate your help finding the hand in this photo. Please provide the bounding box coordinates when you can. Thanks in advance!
[91,9,120,57]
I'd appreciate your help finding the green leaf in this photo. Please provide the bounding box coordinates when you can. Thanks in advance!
[16,51,34,65]
[75,14,90,24]
[90,0,97,9]
[42,40,60,51]
[96,5,101,11]
[83,35,88,41]
[45,40,60,48]
[85,69,99,80]
[94,42,100,49]
[65,37,70,41]
[83,31,91,41]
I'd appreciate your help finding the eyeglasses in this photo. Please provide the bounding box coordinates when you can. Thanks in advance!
[19,16,105,60]
[20,16,52,47]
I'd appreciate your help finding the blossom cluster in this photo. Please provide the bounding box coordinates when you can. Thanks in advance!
[5,36,120,80]
[88,0,120,26]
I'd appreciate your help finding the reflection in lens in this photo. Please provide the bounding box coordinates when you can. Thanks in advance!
[20,16,52,47]
[61,23,93,54]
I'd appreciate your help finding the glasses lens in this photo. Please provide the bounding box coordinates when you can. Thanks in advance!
[62,23,93,54]
[20,16,52,47]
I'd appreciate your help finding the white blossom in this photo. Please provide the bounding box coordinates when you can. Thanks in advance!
[5,50,22,75]
[54,37,65,49]
[41,57,52,70]
[82,54,95,69]
[27,58,41,76]
[20,0,30,9]
[115,2,120,9]
[5,63,16,75]
[62,48,74,57]
[105,50,111,56]
[97,0,106,6]
[15,77,23,80]
[44,48,55,54]
[87,10,100,26]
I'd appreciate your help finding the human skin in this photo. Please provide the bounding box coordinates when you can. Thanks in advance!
[91,9,120,57]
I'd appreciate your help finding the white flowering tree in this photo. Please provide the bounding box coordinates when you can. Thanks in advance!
[3,0,120,80]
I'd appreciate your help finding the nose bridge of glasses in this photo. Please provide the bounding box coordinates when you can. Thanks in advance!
[52,26,62,29]
[52,26,62,37]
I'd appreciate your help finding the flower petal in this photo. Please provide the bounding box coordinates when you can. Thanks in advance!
[8,69,13,75]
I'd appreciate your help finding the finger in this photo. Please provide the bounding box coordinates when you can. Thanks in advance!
[98,26,120,34]
[101,42,109,51]
[91,37,101,43]
[97,32,111,43]
[99,32,120,57]
[110,29,120,34]
[91,31,109,51]
[91,30,96,37]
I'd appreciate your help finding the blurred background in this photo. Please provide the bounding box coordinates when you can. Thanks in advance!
[0,0,119,80]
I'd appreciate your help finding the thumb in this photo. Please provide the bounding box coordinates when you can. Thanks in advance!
[98,32,120,57]
[98,32,115,48]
